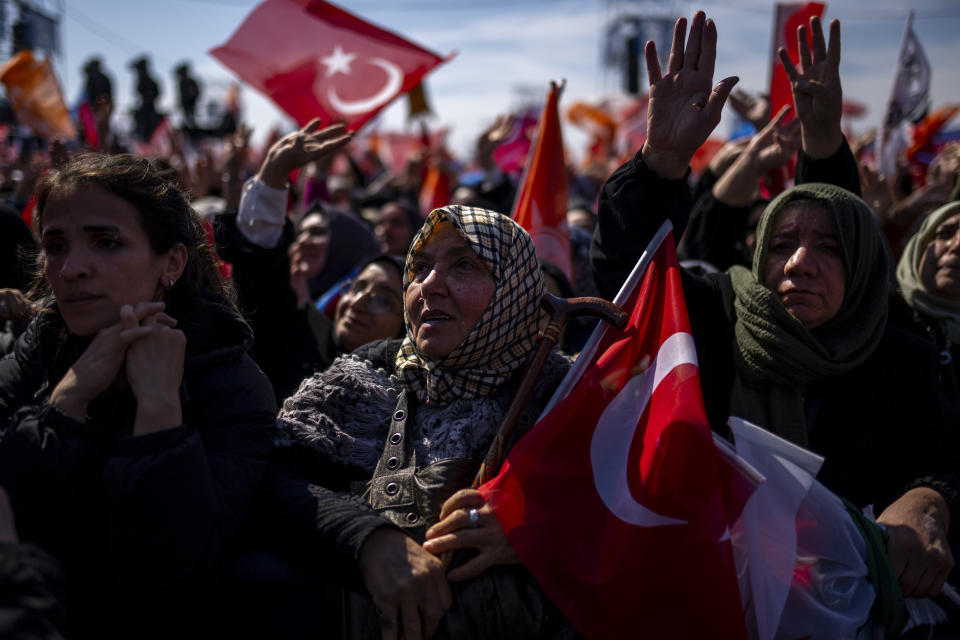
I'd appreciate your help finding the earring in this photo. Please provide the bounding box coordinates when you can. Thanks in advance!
[168,279,175,288]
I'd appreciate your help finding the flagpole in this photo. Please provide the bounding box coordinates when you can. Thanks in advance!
[883,10,915,126]
[540,218,674,416]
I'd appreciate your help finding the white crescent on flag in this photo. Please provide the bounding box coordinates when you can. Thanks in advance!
[326,57,404,116]
[590,331,698,527]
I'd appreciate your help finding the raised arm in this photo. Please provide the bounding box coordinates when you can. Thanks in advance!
[642,12,739,179]
[592,11,737,298]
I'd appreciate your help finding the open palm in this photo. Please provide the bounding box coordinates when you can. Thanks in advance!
[643,12,738,179]
[779,17,843,158]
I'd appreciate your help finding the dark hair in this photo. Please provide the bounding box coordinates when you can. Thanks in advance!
[33,153,231,308]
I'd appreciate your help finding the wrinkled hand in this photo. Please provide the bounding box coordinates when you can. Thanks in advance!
[728,88,770,131]
[779,17,843,158]
[744,105,801,175]
[642,11,738,179]
[126,310,186,435]
[0,487,18,543]
[359,527,452,640]
[859,163,895,221]
[878,487,953,598]
[258,119,353,189]
[0,288,39,322]
[712,106,800,207]
[707,138,749,177]
[423,489,518,582]
[50,303,174,421]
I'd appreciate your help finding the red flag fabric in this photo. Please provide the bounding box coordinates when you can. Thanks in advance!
[480,222,748,639]
[210,0,451,131]
[511,83,572,282]
[768,3,826,124]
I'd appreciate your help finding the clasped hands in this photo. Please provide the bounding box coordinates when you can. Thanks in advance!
[50,301,186,435]
[358,488,515,640]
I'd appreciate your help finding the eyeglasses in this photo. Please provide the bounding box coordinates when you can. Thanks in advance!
[340,282,401,316]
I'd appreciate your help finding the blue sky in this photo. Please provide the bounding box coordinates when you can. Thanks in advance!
[54,0,960,161]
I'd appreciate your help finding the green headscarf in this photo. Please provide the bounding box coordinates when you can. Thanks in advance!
[896,201,960,342]
[727,183,891,446]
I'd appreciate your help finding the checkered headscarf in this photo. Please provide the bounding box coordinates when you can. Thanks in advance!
[395,205,546,405]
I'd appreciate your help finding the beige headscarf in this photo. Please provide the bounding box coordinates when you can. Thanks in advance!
[896,201,960,342]
[395,206,546,405]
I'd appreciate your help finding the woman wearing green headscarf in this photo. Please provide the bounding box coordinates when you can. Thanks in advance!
[592,10,959,606]
[895,201,960,403]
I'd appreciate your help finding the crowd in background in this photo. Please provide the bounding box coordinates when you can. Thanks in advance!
[0,11,959,638]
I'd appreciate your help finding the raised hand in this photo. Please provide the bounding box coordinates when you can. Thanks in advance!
[422,488,518,582]
[712,105,801,207]
[258,119,353,190]
[49,302,174,421]
[778,17,843,158]
[642,11,739,179]
[728,88,771,131]
[358,527,452,640]
[745,105,802,174]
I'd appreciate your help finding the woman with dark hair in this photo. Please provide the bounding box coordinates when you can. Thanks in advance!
[0,153,276,638]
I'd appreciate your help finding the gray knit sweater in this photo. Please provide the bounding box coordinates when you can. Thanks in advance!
[275,346,573,474]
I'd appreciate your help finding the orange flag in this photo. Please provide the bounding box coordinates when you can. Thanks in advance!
[0,50,76,139]
[418,162,451,216]
[512,81,571,282]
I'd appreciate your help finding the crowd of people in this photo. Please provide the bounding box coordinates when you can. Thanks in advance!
[0,8,959,639]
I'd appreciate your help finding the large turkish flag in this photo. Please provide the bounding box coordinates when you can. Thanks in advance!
[210,0,452,130]
[480,221,750,639]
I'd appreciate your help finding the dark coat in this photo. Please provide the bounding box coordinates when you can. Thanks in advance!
[246,339,576,639]
[0,295,276,639]
[591,142,960,520]
[215,212,340,402]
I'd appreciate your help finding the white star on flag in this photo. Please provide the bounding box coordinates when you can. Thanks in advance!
[321,45,355,77]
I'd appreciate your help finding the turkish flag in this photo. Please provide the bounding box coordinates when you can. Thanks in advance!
[480,222,750,639]
[768,3,826,124]
[511,83,572,282]
[210,0,452,131]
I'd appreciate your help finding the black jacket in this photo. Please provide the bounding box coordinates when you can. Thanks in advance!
[0,296,276,639]
[591,143,960,520]
[214,212,339,403]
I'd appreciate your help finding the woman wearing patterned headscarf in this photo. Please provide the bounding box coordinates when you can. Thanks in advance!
[895,201,960,403]
[242,205,575,639]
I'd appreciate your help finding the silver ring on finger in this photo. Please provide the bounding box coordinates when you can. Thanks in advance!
[468,507,479,528]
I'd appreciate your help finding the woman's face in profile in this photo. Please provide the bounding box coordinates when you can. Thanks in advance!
[920,212,960,298]
[40,186,178,337]
[405,222,495,361]
[761,202,846,329]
